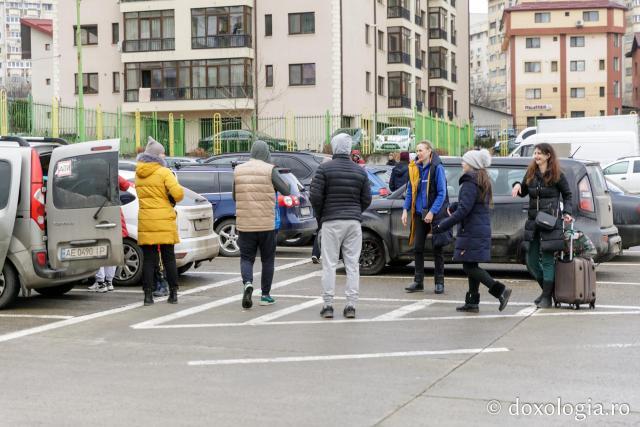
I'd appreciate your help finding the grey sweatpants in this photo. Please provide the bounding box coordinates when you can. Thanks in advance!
[321,220,362,306]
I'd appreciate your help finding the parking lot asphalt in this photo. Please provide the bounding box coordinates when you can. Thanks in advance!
[1,247,640,426]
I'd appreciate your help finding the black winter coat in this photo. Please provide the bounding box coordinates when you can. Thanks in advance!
[310,154,372,223]
[515,170,573,250]
[437,171,491,263]
[389,162,409,191]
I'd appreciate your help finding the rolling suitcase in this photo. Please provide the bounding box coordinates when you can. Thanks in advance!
[554,222,596,309]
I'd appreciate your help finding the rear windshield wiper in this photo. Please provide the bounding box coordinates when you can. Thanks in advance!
[93,197,108,220]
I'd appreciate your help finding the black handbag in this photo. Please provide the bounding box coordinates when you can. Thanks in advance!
[535,193,559,231]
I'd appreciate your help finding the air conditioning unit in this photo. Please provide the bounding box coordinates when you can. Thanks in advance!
[576,20,584,28]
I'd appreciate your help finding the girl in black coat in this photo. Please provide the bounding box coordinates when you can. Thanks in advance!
[389,151,410,191]
[511,143,573,308]
[437,149,512,312]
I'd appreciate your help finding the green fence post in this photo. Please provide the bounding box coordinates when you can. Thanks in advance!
[325,110,331,148]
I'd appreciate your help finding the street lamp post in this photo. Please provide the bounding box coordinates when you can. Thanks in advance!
[76,0,85,141]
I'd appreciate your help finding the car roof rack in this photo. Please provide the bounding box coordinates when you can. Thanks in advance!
[23,137,68,145]
[0,135,29,147]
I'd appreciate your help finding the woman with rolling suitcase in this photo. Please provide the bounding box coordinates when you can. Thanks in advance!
[511,143,573,308]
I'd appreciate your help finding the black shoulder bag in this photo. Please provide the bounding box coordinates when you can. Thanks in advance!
[534,188,559,232]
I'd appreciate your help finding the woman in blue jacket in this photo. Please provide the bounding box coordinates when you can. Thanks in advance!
[436,149,512,312]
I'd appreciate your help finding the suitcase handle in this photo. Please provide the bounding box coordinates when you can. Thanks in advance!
[562,220,575,261]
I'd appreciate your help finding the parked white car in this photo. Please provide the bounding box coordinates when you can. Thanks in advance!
[374,127,415,152]
[602,157,640,194]
[116,170,220,285]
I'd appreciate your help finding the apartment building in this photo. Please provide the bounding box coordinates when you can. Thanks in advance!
[503,0,626,127]
[1,0,54,92]
[625,0,640,108]
[20,17,51,103]
[470,14,489,106]
[56,0,469,149]
[485,0,518,112]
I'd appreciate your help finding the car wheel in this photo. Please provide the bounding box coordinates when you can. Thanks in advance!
[359,231,386,275]
[114,238,144,286]
[216,218,240,257]
[34,283,76,297]
[0,263,20,309]
[177,262,193,276]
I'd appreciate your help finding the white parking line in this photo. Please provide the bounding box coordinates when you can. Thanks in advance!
[131,271,321,330]
[244,298,324,325]
[184,271,245,276]
[0,314,73,320]
[373,300,435,321]
[514,306,538,317]
[188,347,510,366]
[598,281,640,287]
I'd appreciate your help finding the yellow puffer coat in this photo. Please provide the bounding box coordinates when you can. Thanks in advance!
[135,161,184,245]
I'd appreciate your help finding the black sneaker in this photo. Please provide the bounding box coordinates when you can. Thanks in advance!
[320,305,334,318]
[311,255,319,264]
[242,282,253,309]
[343,305,356,319]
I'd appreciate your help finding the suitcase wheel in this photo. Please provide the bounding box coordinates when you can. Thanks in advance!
[589,301,595,309]
[574,304,580,310]
[554,302,561,308]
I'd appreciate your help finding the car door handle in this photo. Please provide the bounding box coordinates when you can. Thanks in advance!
[376,209,390,214]
[95,223,117,229]
[620,177,627,180]
[70,239,98,246]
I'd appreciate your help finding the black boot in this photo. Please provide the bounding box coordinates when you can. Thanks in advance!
[144,289,154,306]
[167,289,178,304]
[534,278,544,305]
[434,274,445,294]
[405,280,424,293]
[536,281,554,309]
[456,292,480,313]
[489,281,512,311]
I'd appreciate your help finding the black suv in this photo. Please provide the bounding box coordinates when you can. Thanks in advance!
[202,151,330,189]
[359,157,622,275]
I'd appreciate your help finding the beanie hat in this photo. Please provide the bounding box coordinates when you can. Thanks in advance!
[462,149,491,170]
[145,136,165,157]
[399,151,410,162]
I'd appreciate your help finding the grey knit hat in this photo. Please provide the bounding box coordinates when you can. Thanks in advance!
[145,136,165,157]
[462,149,491,170]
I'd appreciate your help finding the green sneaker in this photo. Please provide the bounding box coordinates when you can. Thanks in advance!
[260,295,276,306]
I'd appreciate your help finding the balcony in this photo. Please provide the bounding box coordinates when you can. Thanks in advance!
[125,85,253,102]
[451,0,456,7]
[191,34,252,49]
[388,52,411,65]
[429,29,448,41]
[389,96,411,109]
[416,101,424,112]
[123,38,175,53]
[429,68,448,80]
[387,6,411,20]
[451,31,457,45]
[452,72,457,83]
[430,107,444,117]
[415,58,423,69]
[415,15,423,26]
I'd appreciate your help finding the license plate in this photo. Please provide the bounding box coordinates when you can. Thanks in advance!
[194,218,211,231]
[382,143,399,149]
[300,207,311,216]
[60,245,108,260]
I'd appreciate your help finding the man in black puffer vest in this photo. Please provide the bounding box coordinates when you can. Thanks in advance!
[310,133,372,319]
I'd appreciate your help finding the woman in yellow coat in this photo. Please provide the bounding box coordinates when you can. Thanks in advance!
[135,137,184,305]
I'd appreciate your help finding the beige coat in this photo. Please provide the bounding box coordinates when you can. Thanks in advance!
[234,159,276,232]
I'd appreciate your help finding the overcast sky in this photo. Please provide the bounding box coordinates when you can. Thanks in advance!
[470,0,488,14]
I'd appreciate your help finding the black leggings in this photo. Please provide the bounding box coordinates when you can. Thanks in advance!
[462,262,496,294]
[141,244,179,292]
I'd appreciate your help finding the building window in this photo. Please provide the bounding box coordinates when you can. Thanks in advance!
[570,60,585,72]
[365,24,370,44]
[45,78,51,86]
[583,11,599,22]
[288,12,315,35]
[570,111,586,118]
[429,46,448,79]
[378,76,384,96]
[525,37,540,48]
[112,72,120,93]
[74,73,99,94]
[45,43,51,51]
[551,61,558,72]
[265,14,272,36]
[388,26,412,65]
[570,88,585,98]
[600,110,606,116]
[428,7,448,40]
[570,36,584,47]
[599,59,605,70]
[600,86,605,97]
[614,80,620,98]
[124,58,253,102]
[124,10,175,52]
[534,12,550,23]
[614,34,620,48]
[73,25,98,46]
[366,71,371,92]
[378,30,384,50]
[553,87,558,93]
[265,65,273,87]
[112,23,119,44]
[525,88,541,99]
[614,57,619,72]
[289,63,315,86]
[388,71,411,108]
[524,62,541,73]
[191,7,252,49]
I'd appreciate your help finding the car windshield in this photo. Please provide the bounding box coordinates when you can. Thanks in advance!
[382,128,409,136]
[333,128,359,137]
[278,171,303,195]
[255,131,275,140]
[586,165,608,196]
[368,170,386,189]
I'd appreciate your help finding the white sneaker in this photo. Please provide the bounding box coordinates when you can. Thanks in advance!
[96,282,108,293]
[106,281,114,292]
[88,282,102,292]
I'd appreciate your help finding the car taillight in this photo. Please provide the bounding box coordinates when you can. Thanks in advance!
[30,149,45,231]
[278,195,300,207]
[34,250,47,267]
[578,176,595,213]
[379,188,390,196]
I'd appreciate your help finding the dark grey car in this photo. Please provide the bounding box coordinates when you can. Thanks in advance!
[359,157,623,275]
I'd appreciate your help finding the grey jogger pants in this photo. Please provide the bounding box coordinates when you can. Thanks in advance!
[320,220,362,306]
